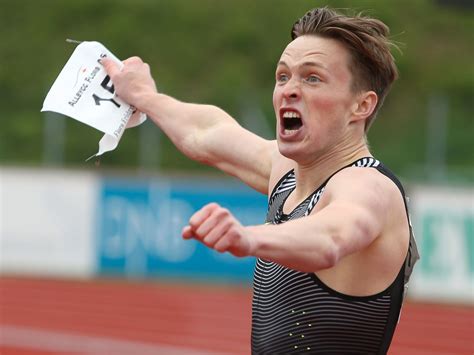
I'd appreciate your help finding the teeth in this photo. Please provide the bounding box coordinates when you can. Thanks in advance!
[282,111,300,119]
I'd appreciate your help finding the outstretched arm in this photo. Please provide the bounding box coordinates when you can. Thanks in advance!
[183,168,399,272]
[102,57,275,194]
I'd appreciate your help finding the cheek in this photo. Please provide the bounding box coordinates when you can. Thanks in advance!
[310,93,342,112]
[272,87,280,109]
[307,95,348,133]
[272,88,282,118]
[308,93,351,126]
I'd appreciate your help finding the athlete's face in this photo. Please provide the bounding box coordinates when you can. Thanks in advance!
[273,35,361,164]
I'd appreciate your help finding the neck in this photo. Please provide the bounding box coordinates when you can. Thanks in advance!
[292,139,371,200]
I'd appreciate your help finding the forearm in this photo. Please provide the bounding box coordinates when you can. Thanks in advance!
[247,204,376,272]
[248,221,338,272]
[137,92,239,163]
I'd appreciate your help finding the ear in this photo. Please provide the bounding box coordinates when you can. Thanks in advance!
[350,91,378,124]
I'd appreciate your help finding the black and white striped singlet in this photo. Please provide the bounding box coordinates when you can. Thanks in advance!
[251,157,419,354]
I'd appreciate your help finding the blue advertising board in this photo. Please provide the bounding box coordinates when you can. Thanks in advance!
[97,176,268,283]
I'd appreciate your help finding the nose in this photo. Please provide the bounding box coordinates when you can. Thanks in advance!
[281,78,301,101]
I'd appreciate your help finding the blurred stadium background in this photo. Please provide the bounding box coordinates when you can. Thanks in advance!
[0,0,472,354]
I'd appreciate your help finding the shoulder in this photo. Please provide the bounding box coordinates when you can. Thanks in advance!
[330,166,400,194]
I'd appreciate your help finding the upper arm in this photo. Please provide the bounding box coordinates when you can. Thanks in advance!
[314,168,397,258]
[196,117,278,195]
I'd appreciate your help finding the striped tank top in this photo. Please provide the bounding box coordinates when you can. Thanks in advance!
[251,157,419,354]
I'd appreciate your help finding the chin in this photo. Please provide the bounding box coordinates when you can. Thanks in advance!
[277,139,327,165]
[277,140,305,161]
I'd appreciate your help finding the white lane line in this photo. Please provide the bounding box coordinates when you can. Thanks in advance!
[389,345,463,355]
[0,325,227,355]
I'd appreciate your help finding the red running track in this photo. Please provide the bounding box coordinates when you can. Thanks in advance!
[0,277,472,354]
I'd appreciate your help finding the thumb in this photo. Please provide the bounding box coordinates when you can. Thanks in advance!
[101,57,121,78]
[182,225,194,239]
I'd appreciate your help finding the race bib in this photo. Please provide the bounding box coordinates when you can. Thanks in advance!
[41,41,146,160]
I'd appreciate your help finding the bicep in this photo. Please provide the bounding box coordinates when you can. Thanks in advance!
[314,200,382,257]
[198,121,277,194]
[314,171,392,257]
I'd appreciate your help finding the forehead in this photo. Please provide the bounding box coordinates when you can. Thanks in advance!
[278,35,351,74]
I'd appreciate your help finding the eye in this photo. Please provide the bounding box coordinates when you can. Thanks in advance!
[306,75,321,83]
[276,73,289,83]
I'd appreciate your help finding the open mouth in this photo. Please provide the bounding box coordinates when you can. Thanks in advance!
[282,110,303,131]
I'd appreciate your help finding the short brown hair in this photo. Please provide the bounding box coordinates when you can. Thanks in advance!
[292,7,399,130]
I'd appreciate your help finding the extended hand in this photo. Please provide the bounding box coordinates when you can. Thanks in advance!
[182,203,254,257]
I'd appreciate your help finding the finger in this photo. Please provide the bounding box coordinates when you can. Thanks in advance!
[122,56,143,66]
[201,218,232,247]
[126,109,143,128]
[194,213,219,239]
[182,225,194,239]
[214,228,248,256]
[194,206,230,238]
[101,58,121,78]
[214,231,234,253]
[189,203,220,229]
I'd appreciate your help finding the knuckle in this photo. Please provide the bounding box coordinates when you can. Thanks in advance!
[217,208,230,218]
[215,245,226,253]
[130,56,143,63]
[194,229,205,241]
[215,238,229,252]
[227,228,238,242]
[202,235,214,246]
[208,202,220,210]
[188,218,198,229]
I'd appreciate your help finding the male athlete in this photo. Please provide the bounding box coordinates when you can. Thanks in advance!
[103,7,419,354]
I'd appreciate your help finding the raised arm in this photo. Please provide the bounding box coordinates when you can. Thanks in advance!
[102,57,275,194]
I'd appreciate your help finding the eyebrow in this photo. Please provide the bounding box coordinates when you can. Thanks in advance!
[277,60,328,71]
